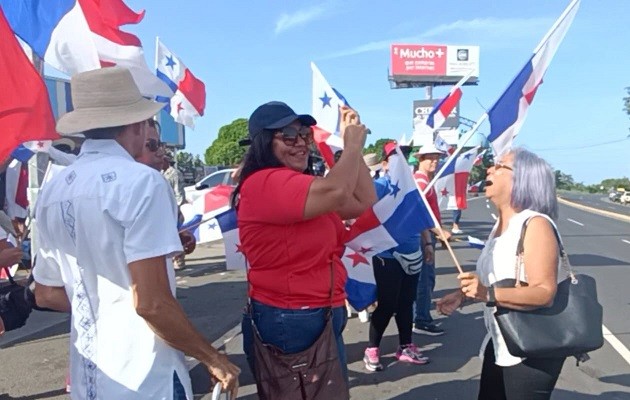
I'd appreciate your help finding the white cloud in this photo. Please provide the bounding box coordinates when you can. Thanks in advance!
[275,5,328,34]
[321,17,554,60]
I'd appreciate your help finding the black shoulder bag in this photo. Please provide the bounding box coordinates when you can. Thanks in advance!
[493,218,604,359]
[0,267,33,331]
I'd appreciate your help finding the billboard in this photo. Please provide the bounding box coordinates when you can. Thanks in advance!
[412,99,460,129]
[390,44,479,85]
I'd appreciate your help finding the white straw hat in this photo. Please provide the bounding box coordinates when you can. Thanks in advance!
[56,67,166,135]
[414,143,444,157]
[363,153,382,171]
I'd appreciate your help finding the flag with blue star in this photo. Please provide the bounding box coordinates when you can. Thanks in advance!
[343,145,437,310]
[156,39,206,128]
[433,146,480,210]
[311,62,349,166]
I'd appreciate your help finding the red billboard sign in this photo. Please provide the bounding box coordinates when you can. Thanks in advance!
[390,44,479,86]
[391,44,447,76]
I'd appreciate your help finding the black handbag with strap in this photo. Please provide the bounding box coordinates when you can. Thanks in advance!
[493,217,604,359]
[0,267,33,331]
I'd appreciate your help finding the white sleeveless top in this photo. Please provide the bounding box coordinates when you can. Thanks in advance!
[476,209,563,367]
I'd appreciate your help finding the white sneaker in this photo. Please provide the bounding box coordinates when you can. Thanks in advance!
[451,228,463,234]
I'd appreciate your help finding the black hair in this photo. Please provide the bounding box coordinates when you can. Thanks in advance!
[230,130,283,208]
[82,126,125,140]
[230,130,315,207]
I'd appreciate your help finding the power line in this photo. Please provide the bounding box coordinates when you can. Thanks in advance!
[532,136,630,152]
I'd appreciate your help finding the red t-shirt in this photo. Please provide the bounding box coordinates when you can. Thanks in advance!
[237,168,348,309]
[414,171,441,225]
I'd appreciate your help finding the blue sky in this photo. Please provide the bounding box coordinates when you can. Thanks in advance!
[98,1,630,184]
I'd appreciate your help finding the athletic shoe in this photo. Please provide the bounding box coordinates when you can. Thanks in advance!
[413,323,445,336]
[451,228,464,234]
[396,344,430,365]
[358,310,370,323]
[363,347,383,372]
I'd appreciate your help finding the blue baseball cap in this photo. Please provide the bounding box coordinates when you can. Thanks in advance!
[241,101,316,146]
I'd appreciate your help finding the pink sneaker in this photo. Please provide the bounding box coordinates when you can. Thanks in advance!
[363,347,383,371]
[396,344,430,365]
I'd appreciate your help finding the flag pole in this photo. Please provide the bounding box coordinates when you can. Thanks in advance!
[27,52,50,259]
[533,0,579,54]
[397,146,464,274]
[154,36,160,72]
[425,112,488,193]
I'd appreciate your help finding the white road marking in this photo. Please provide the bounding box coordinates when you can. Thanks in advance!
[622,240,630,245]
[603,325,630,366]
[567,218,584,226]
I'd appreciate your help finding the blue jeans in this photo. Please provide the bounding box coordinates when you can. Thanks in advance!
[453,209,462,225]
[415,237,436,325]
[173,372,186,400]
[242,300,348,383]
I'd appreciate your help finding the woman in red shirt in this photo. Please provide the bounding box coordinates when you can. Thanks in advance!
[235,101,376,386]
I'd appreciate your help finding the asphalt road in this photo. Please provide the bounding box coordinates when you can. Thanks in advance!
[1,196,629,399]
[559,191,630,217]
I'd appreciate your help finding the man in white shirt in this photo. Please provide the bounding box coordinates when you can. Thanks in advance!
[33,67,239,400]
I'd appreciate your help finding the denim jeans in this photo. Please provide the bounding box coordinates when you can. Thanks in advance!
[242,300,349,383]
[414,236,436,325]
[173,372,186,400]
[453,209,462,225]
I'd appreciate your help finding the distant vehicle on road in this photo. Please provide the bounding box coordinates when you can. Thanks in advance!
[184,168,236,204]
[609,191,622,202]
[620,191,630,205]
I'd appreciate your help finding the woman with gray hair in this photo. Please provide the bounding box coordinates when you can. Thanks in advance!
[436,148,565,400]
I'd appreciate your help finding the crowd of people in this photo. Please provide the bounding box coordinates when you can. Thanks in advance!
[0,66,568,400]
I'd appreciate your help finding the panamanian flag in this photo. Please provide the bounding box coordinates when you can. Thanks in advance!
[487,0,579,156]
[156,39,206,128]
[311,62,349,167]
[344,146,436,310]
[434,147,479,211]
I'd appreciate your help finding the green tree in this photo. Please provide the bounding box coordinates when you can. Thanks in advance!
[601,177,630,190]
[204,118,248,166]
[554,170,575,190]
[176,151,194,169]
[624,87,630,117]
[363,138,394,158]
[193,155,204,168]
[468,149,492,185]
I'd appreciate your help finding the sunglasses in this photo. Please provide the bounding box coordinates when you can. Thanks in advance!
[145,138,163,152]
[275,126,313,147]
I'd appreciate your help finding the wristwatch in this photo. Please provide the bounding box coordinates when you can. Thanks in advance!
[486,286,496,307]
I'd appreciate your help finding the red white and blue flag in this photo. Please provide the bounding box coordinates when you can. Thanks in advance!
[0,0,171,97]
[0,0,99,76]
[434,147,479,211]
[412,70,472,145]
[216,209,247,271]
[343,146,436,310]
[425,71,472,130]
[156,39,206,128]
[311,62,348,167]
[180,185,232,244]
[487,0,579,156]
[434,133,454,155]
[0,6,58,163]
